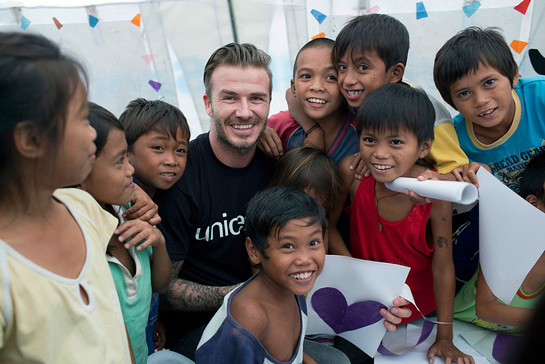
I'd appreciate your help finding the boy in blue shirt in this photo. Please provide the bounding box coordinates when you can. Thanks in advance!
[196,186,328,363]
[433,26,545,193]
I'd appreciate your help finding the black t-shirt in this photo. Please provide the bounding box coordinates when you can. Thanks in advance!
[154,132,275,344]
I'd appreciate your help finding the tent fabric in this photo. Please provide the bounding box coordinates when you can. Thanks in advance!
[0,0,543,137]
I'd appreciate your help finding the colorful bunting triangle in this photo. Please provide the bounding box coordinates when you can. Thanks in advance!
[514,0,531,15]
[149,80,161,92]
[131,13,141,27]
[311,32,326,40]
[416,2,428,19]
[463,1,481,17]
[89,14,99,28]
[53,17,63,30]
[510,40,528,54]
[20,15,31,30]
[310,9,327,24]
[141,55,153,64]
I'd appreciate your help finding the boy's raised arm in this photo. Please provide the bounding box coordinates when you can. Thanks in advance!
[327,157,354,256]
[428,199,474,363]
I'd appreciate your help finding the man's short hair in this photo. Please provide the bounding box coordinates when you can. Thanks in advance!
[332,14,409,71]
[119,98,190,150]
[434,27,518,109]
[245,186,326,258]
[203,43,272,97]
[356,83,435,146]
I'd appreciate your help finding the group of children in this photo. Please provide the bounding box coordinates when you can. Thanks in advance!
[1,10,544,364]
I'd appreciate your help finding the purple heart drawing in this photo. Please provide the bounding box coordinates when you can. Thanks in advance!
[311,287,386,334]
[492,333,520,363]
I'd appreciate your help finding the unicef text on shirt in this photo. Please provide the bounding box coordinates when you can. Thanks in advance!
[195,213,245,242]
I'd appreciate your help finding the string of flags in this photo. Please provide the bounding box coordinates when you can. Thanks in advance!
[310,0,532,58]
[7,0,538,92]
[10,7,162,93]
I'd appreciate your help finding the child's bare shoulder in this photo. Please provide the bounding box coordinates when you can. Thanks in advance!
[231,289,269,340]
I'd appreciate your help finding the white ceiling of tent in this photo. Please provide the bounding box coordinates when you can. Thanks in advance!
[0,0,543,137]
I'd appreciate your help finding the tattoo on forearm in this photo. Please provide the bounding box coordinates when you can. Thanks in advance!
[436,236,449,248]
[166,260,236,312]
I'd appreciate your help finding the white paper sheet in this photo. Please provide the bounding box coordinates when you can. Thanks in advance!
[306,255,410,357]
[374,319,491,364]
[477,168,545,304]
[385,178,478,205]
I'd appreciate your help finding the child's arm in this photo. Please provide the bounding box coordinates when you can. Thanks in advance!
[123,184,161,225]
[475,268,535,326]
[257,126,284,158]
[327,157,353,256]
[285,88,325,150]
[115,220,170,293]
[427,200,474,364]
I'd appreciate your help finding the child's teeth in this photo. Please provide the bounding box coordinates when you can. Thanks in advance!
[290,272,312,280]
[308,98,326,104]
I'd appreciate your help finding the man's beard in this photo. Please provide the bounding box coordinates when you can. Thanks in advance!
[212,113,266,153]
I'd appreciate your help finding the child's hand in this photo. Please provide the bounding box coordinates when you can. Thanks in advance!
[406,170,444,205]
[153,319,167,350]
[302,353,318,364]
[257,126,284,158]
[116,219,165,251]
[452,162,491,188]
[380,297,412,331]
[349,153,369,180]
[124,185,161,225]
[427,338,474,364]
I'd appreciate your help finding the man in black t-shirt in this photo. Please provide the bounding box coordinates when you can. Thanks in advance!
[154,43,276,359]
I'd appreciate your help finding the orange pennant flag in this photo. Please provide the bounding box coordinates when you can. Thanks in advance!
[311,32,325,40]
[53,17,63,30]
[131,13,141,27]
[510,40,528,54]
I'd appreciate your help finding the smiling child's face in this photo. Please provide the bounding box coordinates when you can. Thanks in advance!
[449,62,517,143]
[359,126,431,183]
[81,128,135,207]
[336,49,401,109]
[291,47,344,122]
[249,217,325,297]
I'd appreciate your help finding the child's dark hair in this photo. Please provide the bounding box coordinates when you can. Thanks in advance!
[245,186,326,258]
[332,14,409,71]
[0,32,87,206]
[119,98,190,151]
[519,152,545,201]
[88,102,124,156]
[356,83,435,145]
[270,147,341,216]
[434,27,518,109]
[293,37,335,79]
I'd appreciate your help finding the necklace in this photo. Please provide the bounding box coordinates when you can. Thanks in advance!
[374,182,401,232]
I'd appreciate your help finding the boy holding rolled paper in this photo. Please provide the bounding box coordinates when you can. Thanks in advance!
[333,83,473,364]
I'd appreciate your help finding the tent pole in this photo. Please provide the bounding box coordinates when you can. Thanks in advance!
[227,0,238,42]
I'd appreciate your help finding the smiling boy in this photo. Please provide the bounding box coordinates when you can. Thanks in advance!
[265,38,358,166]
[119,98,191,198]
[336,84,473,364]
[434,26,545,193]
[333,14,469,176]
[196,186,326,363]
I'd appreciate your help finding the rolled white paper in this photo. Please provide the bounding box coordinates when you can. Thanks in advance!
[385,177,478,205]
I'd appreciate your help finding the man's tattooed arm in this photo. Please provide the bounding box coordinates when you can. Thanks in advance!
[163,260,238,312]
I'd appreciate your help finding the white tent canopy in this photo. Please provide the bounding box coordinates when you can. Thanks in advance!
[1,0,543,138]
